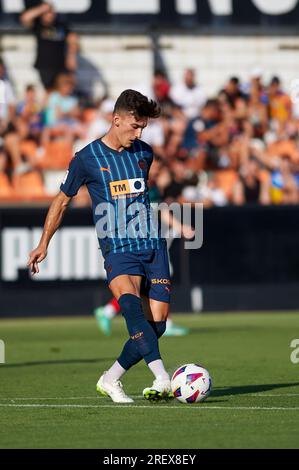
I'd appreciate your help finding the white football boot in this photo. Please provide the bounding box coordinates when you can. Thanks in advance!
[96,372,134,403]
[143,376,174,401]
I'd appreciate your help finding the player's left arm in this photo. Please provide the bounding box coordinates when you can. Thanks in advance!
[147,145,194,239]
[160,207,195,239]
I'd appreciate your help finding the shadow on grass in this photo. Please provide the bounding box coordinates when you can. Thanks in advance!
[212,382,299,397]
[0,358,115,368]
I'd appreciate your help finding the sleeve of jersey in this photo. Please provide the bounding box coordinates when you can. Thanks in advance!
[60,154,86,197]
[147,149,154,175]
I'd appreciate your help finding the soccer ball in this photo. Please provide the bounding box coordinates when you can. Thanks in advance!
[171,364,212,403]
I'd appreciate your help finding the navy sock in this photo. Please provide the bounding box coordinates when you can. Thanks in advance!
[117,293,165,369]
[118,320,166,370]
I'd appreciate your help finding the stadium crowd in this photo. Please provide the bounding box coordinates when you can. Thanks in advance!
[0,3,299,207]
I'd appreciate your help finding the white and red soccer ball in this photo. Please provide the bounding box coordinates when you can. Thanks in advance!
[171,364,212,403]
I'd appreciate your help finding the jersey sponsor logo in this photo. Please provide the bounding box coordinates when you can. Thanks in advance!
[138,159,147,170]
[151,278,171,285]
[109,178,145,198]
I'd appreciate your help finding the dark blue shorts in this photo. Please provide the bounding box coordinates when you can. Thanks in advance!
[104,246,171,303]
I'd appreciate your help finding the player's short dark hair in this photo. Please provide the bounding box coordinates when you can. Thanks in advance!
[114,89,160,119]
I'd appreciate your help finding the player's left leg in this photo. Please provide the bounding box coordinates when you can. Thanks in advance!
[139,244,174,400]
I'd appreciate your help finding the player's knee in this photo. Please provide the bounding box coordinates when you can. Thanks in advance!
[118,293,143,319]
[149,321,166,338]
[118,293,159,360]
[118,293,146,338]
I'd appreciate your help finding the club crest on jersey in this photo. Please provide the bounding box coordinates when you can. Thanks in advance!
[138,159,147,170]
[109,178,145,198]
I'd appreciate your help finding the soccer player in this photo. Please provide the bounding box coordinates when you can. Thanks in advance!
[28,89,194,403]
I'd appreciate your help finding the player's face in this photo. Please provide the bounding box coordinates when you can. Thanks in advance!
[114,112,148,148]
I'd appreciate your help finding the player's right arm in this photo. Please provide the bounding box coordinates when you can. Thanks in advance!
[27,191,72,275]
[20,2,51,29]
[28,152,87,275]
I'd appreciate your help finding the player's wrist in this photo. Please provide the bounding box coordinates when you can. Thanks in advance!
[38,241,48,252]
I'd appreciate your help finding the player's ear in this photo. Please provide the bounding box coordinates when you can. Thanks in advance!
[113,114,120,127]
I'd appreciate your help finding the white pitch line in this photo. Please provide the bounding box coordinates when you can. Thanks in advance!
[0,396,141,401]
[1,403,299,410]
[253,394,299,397]
[0,393,299,401]
[0,396,109,401]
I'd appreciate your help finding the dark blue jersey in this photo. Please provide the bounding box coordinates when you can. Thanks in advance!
[60,138,164,257]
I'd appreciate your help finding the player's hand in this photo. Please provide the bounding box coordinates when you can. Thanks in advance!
[27,245,47,275]
[181,224,195,240]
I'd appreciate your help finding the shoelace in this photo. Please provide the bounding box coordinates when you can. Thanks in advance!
[112,380,128,398]
[153,379,170,391]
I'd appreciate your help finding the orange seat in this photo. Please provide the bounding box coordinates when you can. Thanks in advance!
[213,170,238,200]
[12,171,47,198]
[38,140,73,170]
[0,172,14,198]
[20,140,38,161]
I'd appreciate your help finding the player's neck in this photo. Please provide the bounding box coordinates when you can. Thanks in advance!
[101,131,124,153]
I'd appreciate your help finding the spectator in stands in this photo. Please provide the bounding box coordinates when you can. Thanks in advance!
[232,156,270,205]
[0,61,34,175]
[247,84,268,138]
[42,73,82,144]
[2,62,299,207]
[20,2,74,90]
[183,99,229,172]
[219,76,248,109]
[242,66,268,105]
[64,31,108,104]
[163,158,198,203]
[0,57,16,133]
[269,156,298,204]
[0,147,7,172]
[0,147,13,198]
[16,84,43,138]
[170,68,206,119]
[268,76,292,125]
[197,173,228,208]
[152,70,171,105]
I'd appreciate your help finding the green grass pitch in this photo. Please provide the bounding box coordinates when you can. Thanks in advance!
[0,312,299,449]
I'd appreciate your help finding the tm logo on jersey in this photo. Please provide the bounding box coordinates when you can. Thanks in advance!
[110,178,145,198]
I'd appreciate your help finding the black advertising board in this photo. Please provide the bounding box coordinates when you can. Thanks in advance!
[0,1,299,32]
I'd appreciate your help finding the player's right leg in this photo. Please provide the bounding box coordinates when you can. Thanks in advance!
[96,274,142,403]
[110,274,170,379]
